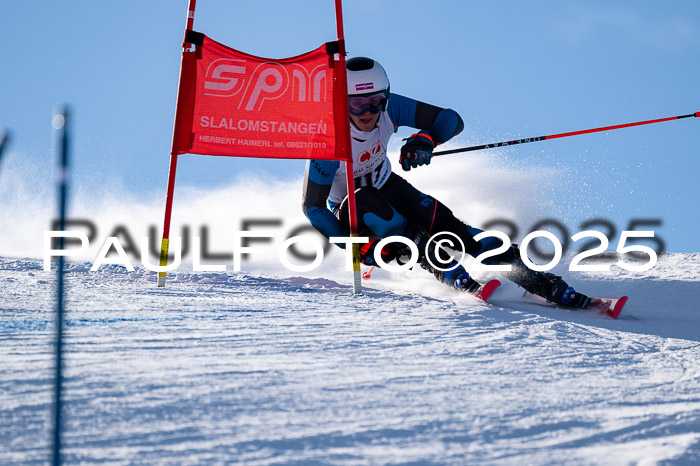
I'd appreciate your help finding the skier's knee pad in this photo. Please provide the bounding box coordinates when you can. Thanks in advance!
[340,187,407,237]
[363,209,406,237]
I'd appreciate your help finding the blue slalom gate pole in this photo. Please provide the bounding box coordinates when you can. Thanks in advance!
[51,107,70,466]
[0,129,9,170]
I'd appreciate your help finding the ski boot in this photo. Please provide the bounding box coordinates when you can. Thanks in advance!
[500,246,588,307]
[517,270,588,308]
[406,230,480,293]
[559,286,587,307]
[421,258,479,293]
[532,272,569,303]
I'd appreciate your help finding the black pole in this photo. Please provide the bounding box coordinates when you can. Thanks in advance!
[51,107,70,466]
[0,129,10,169]
[434,111,700,157]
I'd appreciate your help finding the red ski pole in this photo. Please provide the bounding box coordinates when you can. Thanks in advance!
[434,111,700,157]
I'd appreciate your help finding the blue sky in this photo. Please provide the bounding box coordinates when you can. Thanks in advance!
[2,1,699,253]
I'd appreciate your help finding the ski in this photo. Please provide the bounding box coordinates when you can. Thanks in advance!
[583,295,628,320]
[469,279,501,302]
[522,292,628,319]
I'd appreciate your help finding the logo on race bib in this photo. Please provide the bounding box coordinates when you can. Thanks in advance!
[357,140,382,165]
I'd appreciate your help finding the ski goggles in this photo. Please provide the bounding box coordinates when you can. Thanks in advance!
[348,91,388,116]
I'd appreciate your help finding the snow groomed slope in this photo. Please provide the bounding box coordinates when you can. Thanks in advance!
[1,253,699,464]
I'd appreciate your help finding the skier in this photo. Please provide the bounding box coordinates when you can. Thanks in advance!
[302,57,586,306]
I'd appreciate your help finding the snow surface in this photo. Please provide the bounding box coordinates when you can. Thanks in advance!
[2,253,700,465]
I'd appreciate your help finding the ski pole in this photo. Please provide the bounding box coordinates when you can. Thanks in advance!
[434,111,700,157]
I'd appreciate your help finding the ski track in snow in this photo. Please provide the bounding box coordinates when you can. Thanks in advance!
[1,254,700,465]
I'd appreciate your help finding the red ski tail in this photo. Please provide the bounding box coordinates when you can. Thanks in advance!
[476,279,501,302]
[585,296,629,319]
[605,296,628,320]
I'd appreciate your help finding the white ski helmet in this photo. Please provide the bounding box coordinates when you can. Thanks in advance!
[346,57,390,96]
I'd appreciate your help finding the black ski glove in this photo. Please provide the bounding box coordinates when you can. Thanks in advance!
[399,132,434,171]
[359,239,399,267]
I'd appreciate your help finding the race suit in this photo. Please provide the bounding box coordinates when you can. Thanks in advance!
[302,92,496,256]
